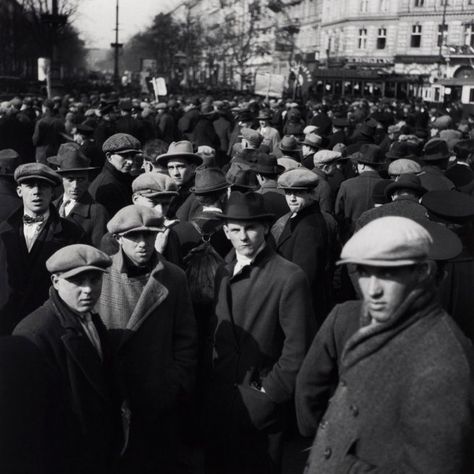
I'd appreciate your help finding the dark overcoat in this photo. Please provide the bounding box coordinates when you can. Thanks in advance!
[0,177,20,222]
[205,245,313,473]
[274,202,330,323]
[97,251,197,472]
[88,161,133,217]
[13,289,121,474]
[258,182,289,221]
[0,206,85,334]
[303,298,474,474]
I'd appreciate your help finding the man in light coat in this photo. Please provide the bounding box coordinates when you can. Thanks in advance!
[301,216,474,474]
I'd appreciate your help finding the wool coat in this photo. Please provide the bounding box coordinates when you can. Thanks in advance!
[54,192,109,248]
[0,177,20,222]
[273,202,330,324]
[0,206,85,334]
[97,251,197,473]
[335,170,383,241]
[205,245,313,473]
[88,161,133,217]
[303,296,474,474]
[13,289,121,474]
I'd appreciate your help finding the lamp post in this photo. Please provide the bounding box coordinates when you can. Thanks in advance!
[110,0,123,89]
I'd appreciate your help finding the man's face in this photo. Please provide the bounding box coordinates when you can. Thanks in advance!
[224,220,268,259]
[259,120,269,128]
[52,270,103,314]
[302,145,313,157]
[17,180,53,216]
[107,152,137,174]
[167,159,195,187]
[285,189,315,214]
[73,132,85,145]
[132,194,172,218]
[356,264,421,325]
[118,231,157,266]
[62,172,90,201]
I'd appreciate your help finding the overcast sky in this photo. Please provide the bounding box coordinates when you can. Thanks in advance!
[73,0,181,49]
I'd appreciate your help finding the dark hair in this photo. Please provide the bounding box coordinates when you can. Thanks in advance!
[143,139,169,163]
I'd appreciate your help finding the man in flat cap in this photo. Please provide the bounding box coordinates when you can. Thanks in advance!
[98,205,197,473]
[89,132,142,216]
[13,244,121,474]
[156,140,203,221]
[0,163,85,334]
[272,168,331,323]
[204,192,314,474]
[298,216,474,474]
[54,148,109,248]
[312,149,341,214]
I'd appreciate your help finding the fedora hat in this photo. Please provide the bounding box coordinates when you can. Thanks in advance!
[386,141,413,161]
[156,141,203,167]
[385,173,426,199]
[220,191,274,221]
[192,166,229,194]
[422,139,450,162]
[252,152,284,176]
[300,133,324,149]
[56,149,97,173]
[0,149,21,176]
[357,144,385,166]
[226,162,259,190]
[279,135,301,152]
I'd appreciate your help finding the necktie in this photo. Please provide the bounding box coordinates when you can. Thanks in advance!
[59,200,70,218]
[23,214,45,224]
[80,313,103,359]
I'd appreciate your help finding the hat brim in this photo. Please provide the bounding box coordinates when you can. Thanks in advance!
[219,212,275,221]
[385,182,425,197]
[117,225,163,236]
[16,175,59,186]
[56,265,109,279]
[57,167,99,174]
[135,190,178,198]
[336,257,425,267]
[253,165,285,175]
[279,185,318,191]
[155,153,203,167]
[422,154,450,161]
[192,182,229,194]
[112,149,143,155]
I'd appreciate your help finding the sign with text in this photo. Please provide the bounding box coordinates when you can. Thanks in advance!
[254,73,285,98]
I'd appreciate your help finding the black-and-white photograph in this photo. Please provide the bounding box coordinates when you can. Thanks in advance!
[0,0,473,472]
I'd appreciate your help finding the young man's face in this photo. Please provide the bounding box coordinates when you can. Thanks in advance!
[62,172,90,201]
[356,264,423,325]
[224,220,268,259]
[17,179,53,216]
[167,159,195,187]
[52,270,103,314]
[107,152,136,174]
[118,231,157,266]
[284,189,315,214]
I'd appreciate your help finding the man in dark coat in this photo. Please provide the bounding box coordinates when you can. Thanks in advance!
[335,144,385,241]
[0,149,21,221]
[89,133,141,216]
[156,140,203,221]
[192,105,220,150]
[178,98,201,141]
[213,101,232,165]
[13,245,122,474]
[419,139,454,191]
[54,148,109,248]
[98,205,197,474]
[0,163,84,334]
[326,117,348,149]
[301,216,474,473]
[311,149,341,214]
[204,192,314,474]
[273,168,330,324]
[155,102,178,144]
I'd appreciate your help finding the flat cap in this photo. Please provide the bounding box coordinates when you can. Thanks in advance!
[241,128,263,148]
[277,157,301,171]
[132,173,178,197]
[338,216,432,267]
[313,149,341,165]
[303,125,318,135]
[388,158,421,176]
[278,168,319,190]
[422,190,474,222]
[102,133,142,154]
[14,163,61,187]
[46,244,111,279]
[107,205,163,235]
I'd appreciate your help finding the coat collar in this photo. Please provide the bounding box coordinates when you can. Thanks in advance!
[277,202,321,246]
[54,192,94,218]
[103,160,133,184]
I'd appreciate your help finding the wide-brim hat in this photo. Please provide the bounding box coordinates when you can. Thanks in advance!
[385,174,426,198]
[156,140,203,167]
[219,191,274,221]
[256,110,272,121]
[422,139,450,161]
[192,166,229,194]
[56,149,98,174]
[357,144,386,166]
[252,152,285,175]
[226,162,260,190]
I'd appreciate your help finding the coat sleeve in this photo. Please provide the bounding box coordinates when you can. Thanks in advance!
[90,204,110,249]
[262,268,313,404]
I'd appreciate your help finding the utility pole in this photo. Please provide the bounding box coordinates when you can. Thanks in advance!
[110,0,123,89]
[438,0,448,78]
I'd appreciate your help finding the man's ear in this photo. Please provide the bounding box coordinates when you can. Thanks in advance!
[51,274,60,290]
[16,186,22,198]
[105,152,112,162]
[114,234,122,243]
[131,194,139,205]
[223,224,231,240]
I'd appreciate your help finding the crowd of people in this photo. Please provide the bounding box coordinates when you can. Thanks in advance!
[0,91,473,474]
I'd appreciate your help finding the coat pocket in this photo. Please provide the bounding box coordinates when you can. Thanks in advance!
[236,384,279,431]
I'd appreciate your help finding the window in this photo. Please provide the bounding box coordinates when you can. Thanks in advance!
[360,0,368,12]
[469,88,474,103]
[411,24,422,48]
[465,23,474,47]
[377,28,387,49]
[438,24,448,47]
[379,0,389,11]
[358,28,367,49]
[440,0,448,5]
[414,0,424,6]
